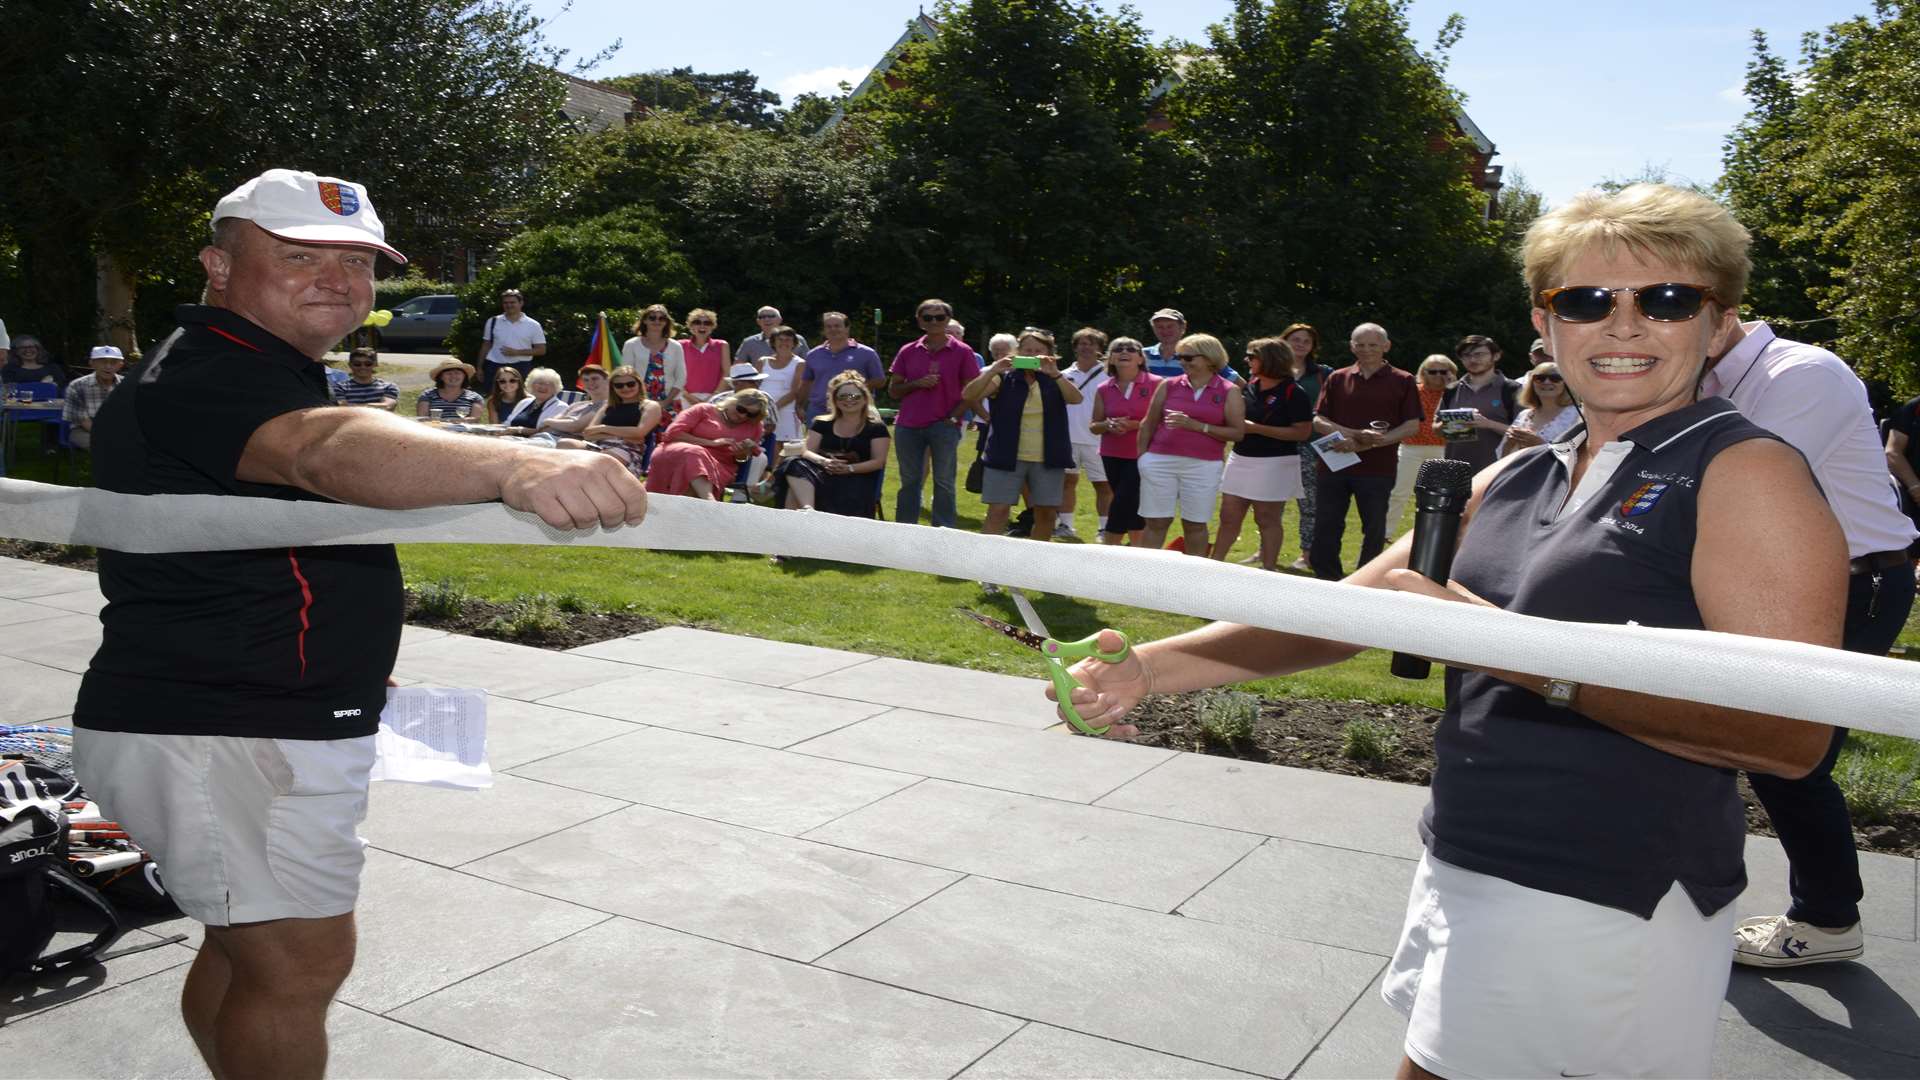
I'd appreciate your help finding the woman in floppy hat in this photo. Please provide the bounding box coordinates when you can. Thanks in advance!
[416,358,483,419]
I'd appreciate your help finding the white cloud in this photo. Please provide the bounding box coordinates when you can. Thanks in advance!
[773,65,870,102]
[1717,82,1746,106]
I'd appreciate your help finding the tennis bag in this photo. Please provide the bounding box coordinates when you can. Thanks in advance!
[0,760,123,980]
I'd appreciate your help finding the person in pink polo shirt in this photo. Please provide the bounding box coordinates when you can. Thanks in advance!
[1135,333,1246,554]
[1090,337,1160,545]
[888,297,982,527]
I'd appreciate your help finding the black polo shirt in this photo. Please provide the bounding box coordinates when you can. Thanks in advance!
[74,306,402,740]
[1236,376,1315,457]
[1426,398,1783,919]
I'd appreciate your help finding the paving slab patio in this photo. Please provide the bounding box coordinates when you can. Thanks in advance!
[1,556,1915,1078]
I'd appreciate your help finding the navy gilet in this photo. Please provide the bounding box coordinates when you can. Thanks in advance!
[1424,397,1786,919]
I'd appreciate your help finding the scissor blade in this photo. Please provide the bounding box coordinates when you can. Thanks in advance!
[960,608,1047,650]
[1008,589,1052,642]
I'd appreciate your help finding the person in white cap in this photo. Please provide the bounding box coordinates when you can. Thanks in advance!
[69,168,648,1080]
[60,345,127,449]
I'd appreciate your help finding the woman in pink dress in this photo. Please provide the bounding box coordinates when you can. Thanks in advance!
[645,389,773,499]
[677,307,731,407]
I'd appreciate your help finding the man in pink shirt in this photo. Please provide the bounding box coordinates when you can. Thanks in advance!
[888,298,981,526]
[1702,322,1917,969]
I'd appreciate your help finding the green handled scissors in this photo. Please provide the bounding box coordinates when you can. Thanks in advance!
[961,595,1132,736]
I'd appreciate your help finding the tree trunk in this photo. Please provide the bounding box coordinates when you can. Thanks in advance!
[96,252,137,357]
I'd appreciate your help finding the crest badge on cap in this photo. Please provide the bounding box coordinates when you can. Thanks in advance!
[317,181,360,217]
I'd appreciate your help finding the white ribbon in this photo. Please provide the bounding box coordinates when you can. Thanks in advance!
[3,477,1915,737]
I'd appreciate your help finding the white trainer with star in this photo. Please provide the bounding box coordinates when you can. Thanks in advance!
[1732,914,1863,967]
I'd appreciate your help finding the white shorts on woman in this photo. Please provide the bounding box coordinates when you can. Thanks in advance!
[1136,451,1223,522]
[1383,852,1736,1079]
[1219,452,1304,502]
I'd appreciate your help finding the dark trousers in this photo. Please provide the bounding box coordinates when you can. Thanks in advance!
[1309,469,1394,580]
[1748,563,1916,927]
[1102,455,1143,535]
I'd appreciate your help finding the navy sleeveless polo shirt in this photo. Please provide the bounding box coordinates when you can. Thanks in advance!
[1423,397,1787,919]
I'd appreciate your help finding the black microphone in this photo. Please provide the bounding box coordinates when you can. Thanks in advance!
[1391,457,1477,680]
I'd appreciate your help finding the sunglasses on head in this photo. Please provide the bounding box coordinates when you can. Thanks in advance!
[1537,283,1717,324]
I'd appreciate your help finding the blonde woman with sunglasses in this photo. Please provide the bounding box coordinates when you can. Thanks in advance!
[773,370,891,516]
[644,388,771,500]
[1059,184,1846,1080]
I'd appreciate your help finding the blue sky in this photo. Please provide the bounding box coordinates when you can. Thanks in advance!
[539,0,1870,204]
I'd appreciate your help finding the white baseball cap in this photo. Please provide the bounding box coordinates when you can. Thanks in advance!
[212,168,407,264]
[89,345,125,361]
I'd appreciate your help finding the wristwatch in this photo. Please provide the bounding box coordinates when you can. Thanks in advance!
[1542,678,1579,708]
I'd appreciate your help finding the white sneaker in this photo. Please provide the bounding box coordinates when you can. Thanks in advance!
[1054,521,1078,539]
[1732,914,1864,967]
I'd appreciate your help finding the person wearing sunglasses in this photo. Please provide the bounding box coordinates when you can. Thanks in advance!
[1436,334,1521,477]
[1280,322,1330,571]
[773,370,891,516]
[1389,355,1457,530]
[1498,361,1580,456]
[676,307,731,408]
[888,298,981,527]
[577,365,662,479]
[331,347,398,409]
[621,304,686,427]
[645,388,773,500]
[1090,337,1160,545]
[1134,333,1245,554]
[483,365,527,424]
[1056,182,1854,1080]
[1213,337,1315,571]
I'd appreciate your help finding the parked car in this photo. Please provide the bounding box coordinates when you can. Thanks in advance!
[376,294,460,351]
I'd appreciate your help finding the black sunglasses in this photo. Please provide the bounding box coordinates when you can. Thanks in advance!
[1538,283,1717,324]
[1175,353,1208,363]
[611,380,640,388]
[919,313,951,323]
[1533,374,1564,383]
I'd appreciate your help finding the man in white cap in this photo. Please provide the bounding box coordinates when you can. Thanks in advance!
[60,345,127,449]
[70,168,647,1080]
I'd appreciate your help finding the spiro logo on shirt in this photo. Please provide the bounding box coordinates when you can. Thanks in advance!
[1619,482,1669,518]
[317,181,360,217]
[332,708,363,719]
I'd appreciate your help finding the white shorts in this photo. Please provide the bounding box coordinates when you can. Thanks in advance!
[1383,853,1735,1079]
[1136,451,1223,522]
[1069,442,1108,482]
[75,729,376,926]
[1218,452,1304,503]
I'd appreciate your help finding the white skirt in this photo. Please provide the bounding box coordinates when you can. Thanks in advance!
[1219,452,1304,502]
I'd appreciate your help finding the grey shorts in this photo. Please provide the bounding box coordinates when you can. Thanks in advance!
[981,459,1066,507]
[74,729,375,926]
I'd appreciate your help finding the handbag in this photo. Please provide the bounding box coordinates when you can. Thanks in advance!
[965,454,986,494]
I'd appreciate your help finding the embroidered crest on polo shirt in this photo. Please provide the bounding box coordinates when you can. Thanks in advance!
[1619,481,1669,518]
[317,181,360,217]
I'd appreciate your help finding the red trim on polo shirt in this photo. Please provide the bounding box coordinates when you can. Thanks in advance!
[206,325,264,352]
[287,550,314,680]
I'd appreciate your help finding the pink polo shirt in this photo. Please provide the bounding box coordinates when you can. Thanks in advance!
[1096,371,1161,459]
[1147,374,1232,461]
[680,337,728,395]
[889,335,981,428]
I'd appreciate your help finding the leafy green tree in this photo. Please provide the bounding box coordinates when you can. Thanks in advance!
[1161,0,1502,358]
[447,208,701,377]
[857,0,1169,337]
[604,68,783,129]
[1722,5,1920,392]
[781,91,847,136]
[0,0,574,358]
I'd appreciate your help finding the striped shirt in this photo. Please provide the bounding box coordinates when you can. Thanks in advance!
[332,377,398,407]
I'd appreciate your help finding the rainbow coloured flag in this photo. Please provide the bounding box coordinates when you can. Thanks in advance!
[584,312,618,372]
